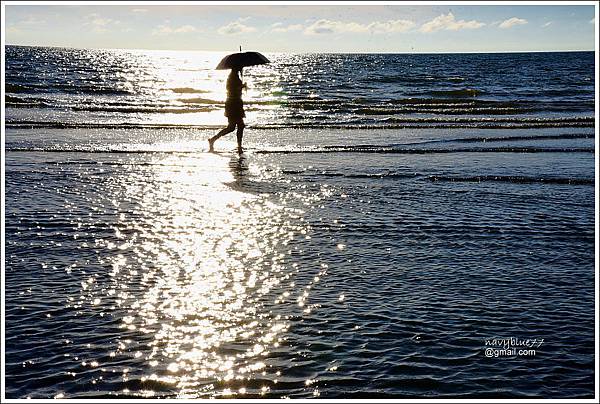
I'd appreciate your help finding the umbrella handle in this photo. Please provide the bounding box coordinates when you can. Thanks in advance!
[238,46,246,91]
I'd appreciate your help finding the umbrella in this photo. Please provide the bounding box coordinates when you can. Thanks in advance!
[216,51,270,70]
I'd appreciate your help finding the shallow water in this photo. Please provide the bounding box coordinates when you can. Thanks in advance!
[5,126,596,399]
[4,47,597,399]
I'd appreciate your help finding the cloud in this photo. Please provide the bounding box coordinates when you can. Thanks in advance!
[367,20,416,34]
[6,15,46,33]
[541,21,552,28]
[83,13,120,33]
[218,19,257,35]
[304,19,353,34]
[152,24,198,35]
[591,17,595,24]
[131,8,148,13]
[271,22,304,33]
[6,26,21,34]
[18,15,46,25]
[303,18,415,35]
[419,12,485,33]
[499,17,528,29]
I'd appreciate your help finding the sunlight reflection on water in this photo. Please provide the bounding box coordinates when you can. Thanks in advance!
[87,152,314,397]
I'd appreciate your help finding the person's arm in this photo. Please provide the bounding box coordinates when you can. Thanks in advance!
[238,74,247,89]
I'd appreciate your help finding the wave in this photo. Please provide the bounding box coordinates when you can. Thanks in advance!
[6,83,33,93]
[5,101,593,118]
[427,175,594,185]
[410,133,594,145]
[170,87,210,94]
[511,88,595,97]
[354,107,524,116]
[283,170,593,185]
[4,121,222,130]
[313,172,420,180]
[5,82,131,95]
[5,147,193,154]
[69,105,216,114]
[5,118,595,130]
[383,117,594,124]
[5,95,54,108]
[426,89,482,98]
[6,145,594,155]
[354,105,593,115]
[386,98,593,108]
[389,98,489,105]
[65,86,132,96]
[259,121,596,130]
[177,97,222,104]
[362,75,466,85]
[5,94,221,111]
[256,146,595,154]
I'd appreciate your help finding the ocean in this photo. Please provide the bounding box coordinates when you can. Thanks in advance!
[4,45,596,398]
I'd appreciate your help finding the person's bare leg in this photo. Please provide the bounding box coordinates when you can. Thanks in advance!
[209,123,236,152]
[236,120,245,154]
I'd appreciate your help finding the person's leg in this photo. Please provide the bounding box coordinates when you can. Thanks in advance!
[236,120,245,154]
[208,120,236,151]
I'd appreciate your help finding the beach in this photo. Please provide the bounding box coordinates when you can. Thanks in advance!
[4,46,596,398]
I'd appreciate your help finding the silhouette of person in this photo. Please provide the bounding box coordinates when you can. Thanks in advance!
[209,67,246,154]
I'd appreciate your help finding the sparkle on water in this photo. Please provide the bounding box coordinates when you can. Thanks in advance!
[92,49,289,128]
[69,150,324,398]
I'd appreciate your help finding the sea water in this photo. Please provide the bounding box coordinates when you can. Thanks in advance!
[4,46,596,398]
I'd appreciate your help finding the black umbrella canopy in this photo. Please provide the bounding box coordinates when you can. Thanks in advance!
[216,51,270,70]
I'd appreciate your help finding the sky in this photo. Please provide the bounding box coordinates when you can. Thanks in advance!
[3,2,597,53]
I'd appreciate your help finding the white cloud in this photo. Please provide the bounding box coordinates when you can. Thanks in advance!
[367,20,416,34]
[18,15,46,25]
[6,15,46,33]
[499,17,528,29]
[152,24,198,35]
[591,17,595,24]
[6,26,21,34]
[304,19,360,34]
[271,23,304,33]
[173,25,196,33]
[419,12,485,33]
[131,8,148,13]
[83,13,119,33]
[542,21,552,28]
[218,19,257,35]
[303,18,415,35]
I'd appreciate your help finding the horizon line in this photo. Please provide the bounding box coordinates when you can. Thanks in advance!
[5,43,596,54]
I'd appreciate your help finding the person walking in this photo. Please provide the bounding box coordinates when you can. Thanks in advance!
[208,67,246,154]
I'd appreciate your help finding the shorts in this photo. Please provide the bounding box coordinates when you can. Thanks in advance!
[224,99,245,122]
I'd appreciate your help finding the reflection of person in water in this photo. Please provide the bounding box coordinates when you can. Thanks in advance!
[208,67,246,154]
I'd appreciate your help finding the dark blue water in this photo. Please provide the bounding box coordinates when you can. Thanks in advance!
[4,46,595,129]
[3,45,596,399]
